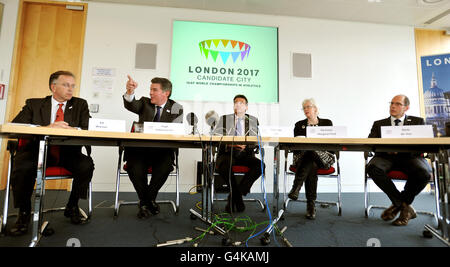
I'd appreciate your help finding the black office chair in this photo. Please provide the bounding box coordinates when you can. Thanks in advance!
[211,146,266,212]
[212,165,266,211]
[1,140,92,235]
[283,150,342,216]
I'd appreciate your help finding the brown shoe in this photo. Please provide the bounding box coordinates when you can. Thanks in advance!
[380,204,401,221]
[392,203,417,226]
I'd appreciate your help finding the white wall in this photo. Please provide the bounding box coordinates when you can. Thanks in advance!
[0,0,19,128]
[1,1,420,193]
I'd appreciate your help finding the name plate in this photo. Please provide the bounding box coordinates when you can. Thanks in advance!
[258,126,293,137]
[306,126,347,138]
[143,122,185,135]
[88,118,125,132]
[381,125,433,138]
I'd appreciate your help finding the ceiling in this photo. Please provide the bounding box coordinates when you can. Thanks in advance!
[83,0,450,29]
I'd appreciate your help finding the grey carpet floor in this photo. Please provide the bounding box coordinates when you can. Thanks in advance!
[0,191,446,247]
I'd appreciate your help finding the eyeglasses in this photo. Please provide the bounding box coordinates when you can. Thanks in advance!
[53,82,76,89]
[389,102,404,107]
[303,105,315,110]
[234,101,247,105]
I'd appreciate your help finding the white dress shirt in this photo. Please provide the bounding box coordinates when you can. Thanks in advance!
[51,97,67,123]
[390,115,406,126]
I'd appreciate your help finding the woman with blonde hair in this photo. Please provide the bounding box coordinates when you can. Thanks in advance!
[289,98,334,219]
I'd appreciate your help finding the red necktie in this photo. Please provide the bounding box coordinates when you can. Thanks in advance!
[49,103,64,164]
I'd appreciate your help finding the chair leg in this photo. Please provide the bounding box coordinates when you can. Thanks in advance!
[175,166,180,213]
[337,174,342,216]
[364,176,370,218]
[87,181,93,219]
[114,171,122,218]
[1,157,13,235]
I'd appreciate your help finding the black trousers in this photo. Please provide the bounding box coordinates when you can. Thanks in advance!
[215,152,264,196]
[293,151,324,201]
[366,154,431,206]
[124,147,174,204]
[11,145,94,212]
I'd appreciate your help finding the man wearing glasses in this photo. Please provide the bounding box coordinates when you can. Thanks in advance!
[214,94,264,213]
[366,94,432,226]
[8,70,94,236]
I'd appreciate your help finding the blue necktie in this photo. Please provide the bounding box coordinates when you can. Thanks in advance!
[154,106,161,122]
[235,117,243,136]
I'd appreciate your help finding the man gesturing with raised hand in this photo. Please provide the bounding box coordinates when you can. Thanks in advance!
[122,75,183,218]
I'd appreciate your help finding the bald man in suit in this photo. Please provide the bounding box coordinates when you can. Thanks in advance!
[366,94,432,226]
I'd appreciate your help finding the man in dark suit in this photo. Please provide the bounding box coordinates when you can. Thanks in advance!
[366,94,432,226]
[123,75,183,218]
[214,94,264,213]
[9,70,95,236]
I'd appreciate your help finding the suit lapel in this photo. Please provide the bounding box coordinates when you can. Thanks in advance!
[381,117,392,126]
[403,115,413,125]
[64,98,74,125]
[245,114,250,136]
[40,96,52,126]
[159,101,172,122]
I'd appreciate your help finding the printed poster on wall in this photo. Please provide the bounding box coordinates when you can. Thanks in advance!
[420,53,450,136]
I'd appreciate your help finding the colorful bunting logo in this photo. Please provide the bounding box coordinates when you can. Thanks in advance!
[198,39,251,64]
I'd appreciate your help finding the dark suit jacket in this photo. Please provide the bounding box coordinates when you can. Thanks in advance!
[12,95,91,153]
[214,113,259,157]
[368,115,425,157]
[123,96,183,161]
[294,117,334,155]
[123,96,183,124]
[294,117,333,137]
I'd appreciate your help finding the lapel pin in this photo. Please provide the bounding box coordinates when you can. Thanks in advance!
[302,125,305,129]
[68,106,73,109]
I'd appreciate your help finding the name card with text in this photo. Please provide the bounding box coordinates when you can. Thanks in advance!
[306,126,347,138]
[143,122,185,135]
[88,118,125,132]
[381,125,433,138]
[258,126,293,137]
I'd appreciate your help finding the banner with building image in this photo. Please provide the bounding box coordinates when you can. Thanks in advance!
[420,53,450,136]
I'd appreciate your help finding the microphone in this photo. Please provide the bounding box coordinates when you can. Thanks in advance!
[186,112,198,135]
[186,112,198,126]
[205,110,219,128]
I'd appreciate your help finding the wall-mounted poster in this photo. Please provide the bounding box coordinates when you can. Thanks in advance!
[420,53,450,136]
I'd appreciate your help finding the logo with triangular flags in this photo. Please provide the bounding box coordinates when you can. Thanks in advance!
[198,39,251,64]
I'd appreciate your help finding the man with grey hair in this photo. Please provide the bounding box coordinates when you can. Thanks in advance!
[366,94,432,226]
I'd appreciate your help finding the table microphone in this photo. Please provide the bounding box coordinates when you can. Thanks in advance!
[186,112,198,135]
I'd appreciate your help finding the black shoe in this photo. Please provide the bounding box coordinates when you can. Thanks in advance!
[148,200,160,215]
[137,204,151,219]
[64,205,84,225]
[9,211,31,236]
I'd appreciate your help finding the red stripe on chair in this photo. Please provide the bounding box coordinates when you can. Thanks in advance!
[45,167,72,176]
[387,170,408,180]
[289,165,335,175]
[317,166,335,175]
[232,166,250,173]
[123,164,153,173]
